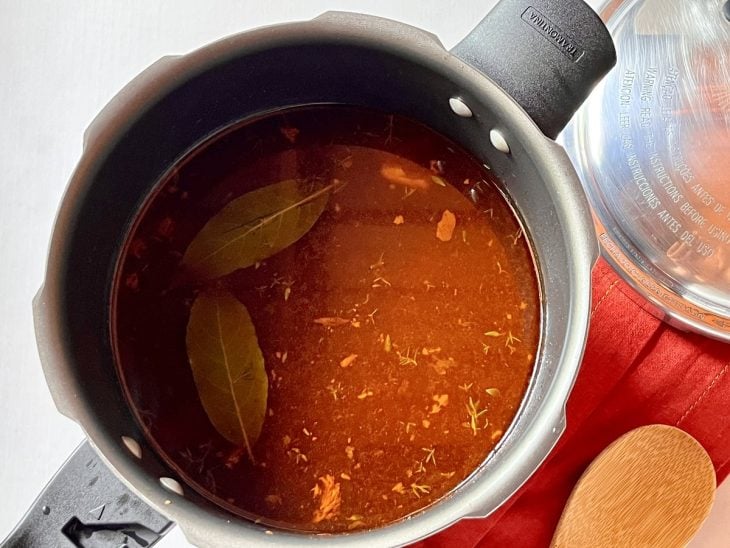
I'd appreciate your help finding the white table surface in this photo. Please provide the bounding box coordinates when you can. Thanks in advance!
[1,1,727,546]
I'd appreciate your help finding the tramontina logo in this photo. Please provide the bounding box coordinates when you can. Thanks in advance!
[521,6,585,62]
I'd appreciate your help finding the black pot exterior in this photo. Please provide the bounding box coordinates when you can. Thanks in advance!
[28,6,613,547]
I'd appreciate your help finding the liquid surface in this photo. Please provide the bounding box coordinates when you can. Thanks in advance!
[113,106,540,533]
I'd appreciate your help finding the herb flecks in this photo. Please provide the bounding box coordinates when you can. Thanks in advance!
[401,421,416,434]
[430,394,449,414]
[429,160,446,175]
[224,447,245,469]
[288,447,308,464]
[385,115,395,145]
[422,447,436,466]
[380,164,429,190]
[421,347,442,356]
[465,397,488,436]
[346,515,366,530]
[314,317,351,327]
[312,475,341,524]
[429,356,456,376]
[410,483,431,498]
[340,354,358,368]
[335,149,353,170]
[402,187,417,201]
[372,277,392,288]
[327,381,344,401]
[397,347,419,367]
[366,309,379,326]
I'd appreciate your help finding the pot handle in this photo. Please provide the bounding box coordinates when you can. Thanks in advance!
[1,441,173,548]
[451,0,616,139]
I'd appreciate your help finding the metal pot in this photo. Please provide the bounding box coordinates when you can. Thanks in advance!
[6,1,615,546]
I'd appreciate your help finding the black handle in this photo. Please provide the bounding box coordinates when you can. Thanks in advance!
[2,442,173,548]
[452,0,616,138]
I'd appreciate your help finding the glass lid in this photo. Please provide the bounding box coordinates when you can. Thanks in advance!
[564,0,730,341]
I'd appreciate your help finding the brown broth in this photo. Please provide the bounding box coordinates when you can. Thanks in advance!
[113,106,540,533]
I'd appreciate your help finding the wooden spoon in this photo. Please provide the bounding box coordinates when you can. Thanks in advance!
[552,425,716,547]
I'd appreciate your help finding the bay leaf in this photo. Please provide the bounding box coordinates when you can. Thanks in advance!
[186,289,268,462]
[183,179,342,280]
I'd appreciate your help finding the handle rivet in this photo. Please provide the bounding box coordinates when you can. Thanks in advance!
[42,505,51,515]
[122,436,142,459]
[160,477,184,496]
[449,97,473,118]
[490,129,511,154]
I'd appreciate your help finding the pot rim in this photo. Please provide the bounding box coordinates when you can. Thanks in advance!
[35,11,596,547]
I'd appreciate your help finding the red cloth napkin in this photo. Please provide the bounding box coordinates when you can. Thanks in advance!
[418,258,730,547]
